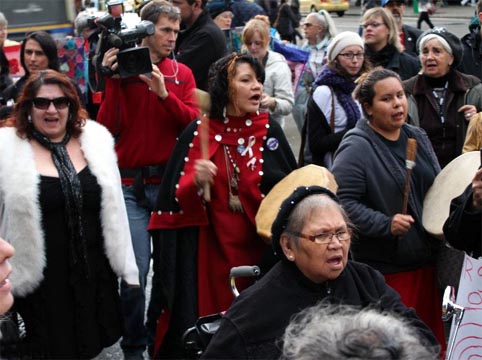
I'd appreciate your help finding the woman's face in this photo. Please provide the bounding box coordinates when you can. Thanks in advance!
[362,16,389,52]
[420,38,454,78]
[336,45,364,76]
[226,62,263,116]
[245,31,268,63]
[364,76,407,139]
[31,84,71,142]
[0,238,14,315]
[23,39,49,75]
[214,11,233,30]
[282,205,351,284]
[302,15,323,44]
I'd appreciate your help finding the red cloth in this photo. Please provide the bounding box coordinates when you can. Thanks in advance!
[149,113,270,230]
[97,57,199,168]
[149,113,271,315]
[384,266,447,355]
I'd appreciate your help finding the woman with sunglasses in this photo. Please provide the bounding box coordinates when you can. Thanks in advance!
[292,10,337,136]
[302,31,370,168]
[202,185,439,359]
[0,70,139,359]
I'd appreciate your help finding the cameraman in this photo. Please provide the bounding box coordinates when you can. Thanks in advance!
[97,1,199,359]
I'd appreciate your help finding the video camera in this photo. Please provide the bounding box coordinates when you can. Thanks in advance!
[91,0,154,82]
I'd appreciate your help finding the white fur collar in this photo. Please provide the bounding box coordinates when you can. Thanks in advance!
[0,121,139,296]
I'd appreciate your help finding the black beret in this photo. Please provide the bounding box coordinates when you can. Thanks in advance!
[206,0,232,20]
[417,27,463,67]
[271,186,338,258]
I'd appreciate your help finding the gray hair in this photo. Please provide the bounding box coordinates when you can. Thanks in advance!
[315,10,338,39]
[418,33,452,56]
[283,194,353,246]
[281,303,440,360]
[0,12,7,27]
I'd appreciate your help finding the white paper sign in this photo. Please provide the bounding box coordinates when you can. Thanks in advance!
[448,254,482,359]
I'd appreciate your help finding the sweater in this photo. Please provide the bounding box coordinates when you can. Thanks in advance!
[97,57,199,169]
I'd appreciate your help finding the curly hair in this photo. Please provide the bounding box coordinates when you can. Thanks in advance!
[14,70,87,139]
[281,303,439,360]
[207,53,265,120]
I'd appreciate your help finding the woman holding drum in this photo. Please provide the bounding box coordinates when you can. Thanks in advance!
[332,68,446,351]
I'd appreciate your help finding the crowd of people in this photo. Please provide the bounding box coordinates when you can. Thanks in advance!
[0,0,482,359]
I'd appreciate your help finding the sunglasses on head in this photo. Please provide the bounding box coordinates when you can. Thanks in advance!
[32,97,71,110]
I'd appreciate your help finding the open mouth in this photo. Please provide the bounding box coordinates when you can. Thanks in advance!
[393,111,405,121]
[327,255,343,268]
[250,94,261,102]
[0,278,11,291]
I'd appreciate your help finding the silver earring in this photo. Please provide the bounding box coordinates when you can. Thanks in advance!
[223,107,229,123]
[28,115,32,123]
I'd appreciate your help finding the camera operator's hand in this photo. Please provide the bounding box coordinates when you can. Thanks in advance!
[139,64,168,100]
[101,47,120,77]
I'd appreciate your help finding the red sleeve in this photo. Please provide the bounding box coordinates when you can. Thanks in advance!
[160,63,200,132]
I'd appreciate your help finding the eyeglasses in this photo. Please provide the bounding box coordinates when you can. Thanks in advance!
[361,22,385,29]
[302,23,318,27]
[32,97,70,110]
[339,52,365,60]
[290,228,352,245]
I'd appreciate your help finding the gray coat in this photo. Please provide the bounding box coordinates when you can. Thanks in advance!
[332,119,440,273]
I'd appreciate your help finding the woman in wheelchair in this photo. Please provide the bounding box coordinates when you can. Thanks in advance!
[201,186,441,359]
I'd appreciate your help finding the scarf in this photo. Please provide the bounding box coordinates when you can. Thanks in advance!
[313,66,360,129]
[365,43,397,68]
[31,128,89,280]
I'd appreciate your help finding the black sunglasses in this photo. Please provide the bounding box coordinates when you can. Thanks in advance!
[32,97,70,110]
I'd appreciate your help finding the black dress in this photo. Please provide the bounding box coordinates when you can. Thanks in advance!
[14,167,123,359]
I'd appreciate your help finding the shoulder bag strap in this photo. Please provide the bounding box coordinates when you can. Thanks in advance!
[329,86,335,132]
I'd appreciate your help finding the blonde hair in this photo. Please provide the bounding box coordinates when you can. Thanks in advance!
[361,7,402,53]
[242,15,271,50]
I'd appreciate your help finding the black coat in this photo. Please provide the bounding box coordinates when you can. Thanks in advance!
[202,260,439,359]
[175,10,227,91]
[402,24,423,58]
[459,29,482,81]
[444,184,482,258]
[274,3,299,38]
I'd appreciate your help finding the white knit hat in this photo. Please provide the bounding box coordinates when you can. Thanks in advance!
[327,31,364,62]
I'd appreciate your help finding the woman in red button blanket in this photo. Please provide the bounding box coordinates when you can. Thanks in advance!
[147,53,297,358]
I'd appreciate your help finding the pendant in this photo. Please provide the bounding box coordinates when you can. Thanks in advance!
[229,192,244,213]
[230,175,239,190]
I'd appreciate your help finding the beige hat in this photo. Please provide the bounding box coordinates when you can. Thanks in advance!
[327,31,364,62]
[256,165,338,243]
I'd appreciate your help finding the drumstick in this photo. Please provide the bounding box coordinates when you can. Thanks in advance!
[402,139,417,214]
[200,115,211,202]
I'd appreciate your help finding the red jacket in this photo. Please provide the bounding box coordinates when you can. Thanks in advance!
[97,57,199,168]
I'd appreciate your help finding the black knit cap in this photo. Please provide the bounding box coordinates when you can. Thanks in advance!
[417,27,463,67]
[271,186,338,258]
